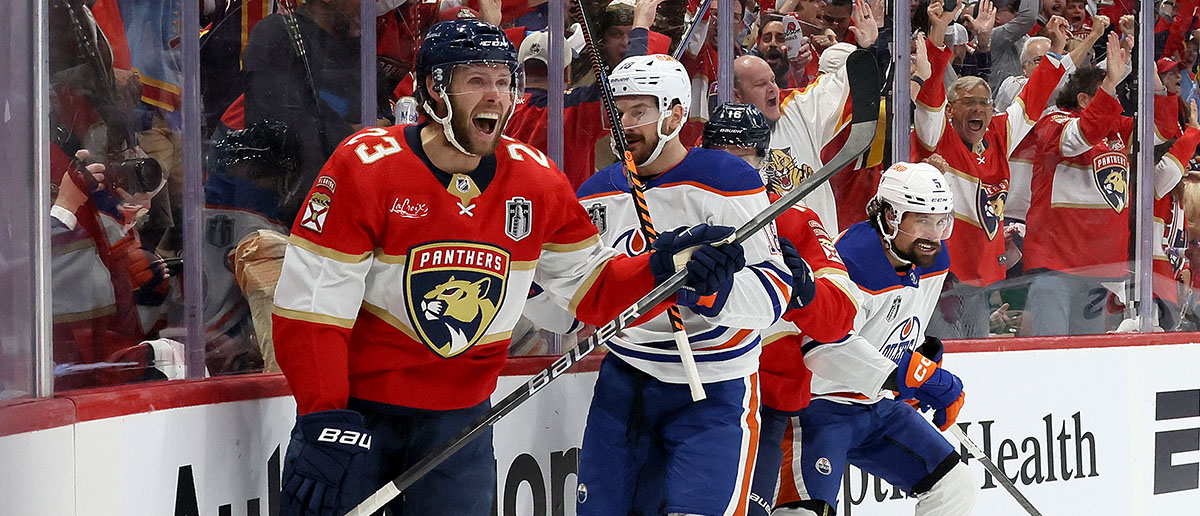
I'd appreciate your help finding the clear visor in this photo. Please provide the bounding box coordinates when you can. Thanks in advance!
[616,104,665,131]
[442,62,524,101]
[892,211,954,241]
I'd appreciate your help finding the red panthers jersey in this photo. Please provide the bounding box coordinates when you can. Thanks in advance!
[273,124,658,414]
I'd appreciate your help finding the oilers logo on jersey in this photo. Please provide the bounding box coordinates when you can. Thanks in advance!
[1093,151,1129,213]
[976,181,1008,240]
[612,227,650,256]
[879,316,921,362]
[405,242,509,358]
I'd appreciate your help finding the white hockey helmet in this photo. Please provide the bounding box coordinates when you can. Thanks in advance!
[872,162,955,244]
[609,54,692,166]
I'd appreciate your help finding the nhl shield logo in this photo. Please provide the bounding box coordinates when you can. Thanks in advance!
[587,203,607,234]
[1093,151,1129,213]
[505,197,533,241]
[405,242,509,358]
[975,181,1008,240]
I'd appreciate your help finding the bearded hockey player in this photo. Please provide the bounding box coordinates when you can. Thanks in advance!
[772,163,977,516]
[566,56,791,516]
[271,19,748,516]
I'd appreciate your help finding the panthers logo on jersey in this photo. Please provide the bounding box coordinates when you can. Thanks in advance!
[975,180,1008,240]
[761,148,814,196]
[1093,151,1129,213]
[405,242,509,358]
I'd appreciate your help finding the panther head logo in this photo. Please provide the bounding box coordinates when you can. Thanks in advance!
[420,276,498,358]
[761,149,810,195]
[406,242,509,358]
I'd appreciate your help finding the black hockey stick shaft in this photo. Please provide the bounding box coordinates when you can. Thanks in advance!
[949,425,1043,515]
[280,3,333,157]
[343,50,880,516]
[571,0,706,401]
[671,0,714,60]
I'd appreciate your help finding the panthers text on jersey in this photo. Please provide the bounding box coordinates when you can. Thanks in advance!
[810,221,950,404]
[272,124,662,414]
[572,147,791,384]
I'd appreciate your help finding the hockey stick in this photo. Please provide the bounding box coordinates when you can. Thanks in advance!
[343,48,881,516]
[279,1,333,157]
[572,0,706,402]
[671,0,714,59]
[948,425,1044,516]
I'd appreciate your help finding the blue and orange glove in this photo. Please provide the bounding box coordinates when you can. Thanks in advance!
[894,349,965,431]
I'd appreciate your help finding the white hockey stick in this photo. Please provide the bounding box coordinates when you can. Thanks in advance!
[948,425,1044,516]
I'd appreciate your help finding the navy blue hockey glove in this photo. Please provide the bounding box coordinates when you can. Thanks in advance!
[894,350,965,431]
[779,237,816,310]
[281,410,377,516]
[650,224,745,296]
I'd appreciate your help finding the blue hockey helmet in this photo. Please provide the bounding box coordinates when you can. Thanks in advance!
[703,102,771,157]
[414,18,522,156]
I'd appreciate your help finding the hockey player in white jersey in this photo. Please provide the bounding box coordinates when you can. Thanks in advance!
[772,162,977,516]
[565,54,791,516]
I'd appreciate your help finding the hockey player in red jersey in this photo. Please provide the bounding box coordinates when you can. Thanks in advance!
[912,0,1073,338]
[1024,33,1198,335]
[698,103,859,516]
[271,19,749,516]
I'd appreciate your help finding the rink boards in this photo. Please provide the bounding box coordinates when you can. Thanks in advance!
[1,339,1198,515]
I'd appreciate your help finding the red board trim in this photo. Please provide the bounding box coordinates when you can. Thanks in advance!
[1,334,1195,437]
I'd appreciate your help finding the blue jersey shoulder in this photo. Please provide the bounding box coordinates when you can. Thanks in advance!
[650,148,766,193]
[576,161,630,199]
[837,221,951,293]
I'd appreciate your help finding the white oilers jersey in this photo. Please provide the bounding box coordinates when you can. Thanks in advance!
[203,207,288,338]
[572,148,790,383]
[810,222,950,404]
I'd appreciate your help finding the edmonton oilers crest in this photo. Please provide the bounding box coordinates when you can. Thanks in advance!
[405,242,509,358]
[880,316,921,362]
[975,180,1008,240]
[613,227,649,256]
[1092,151,1129,212]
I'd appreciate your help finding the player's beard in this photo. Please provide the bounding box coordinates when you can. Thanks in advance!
[449,96,509,156]
[625,128,660,168]
[894,238,941,268]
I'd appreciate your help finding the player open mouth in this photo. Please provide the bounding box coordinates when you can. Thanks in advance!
[915,240,939,253]
[473,112,500,136]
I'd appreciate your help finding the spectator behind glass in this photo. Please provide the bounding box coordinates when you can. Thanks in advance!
[242,0,362,224]
[988,0,1039,92]
[756,19,792,88]
[1023,34,1193,335]
[912,0,1070,338]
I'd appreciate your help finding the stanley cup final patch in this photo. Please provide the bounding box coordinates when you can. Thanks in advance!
[505,197,532,241]
[300,192,332,234]
[405,242,510,358]
[587,202,607,234]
